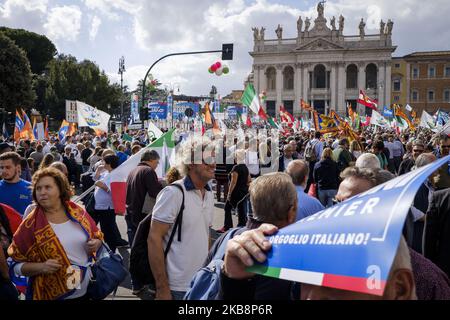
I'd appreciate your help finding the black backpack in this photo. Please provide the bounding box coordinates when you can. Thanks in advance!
[81,171,95,192]
[129,183,185,287]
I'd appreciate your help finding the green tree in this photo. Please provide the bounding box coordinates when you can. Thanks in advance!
[0,33,36,112]
[43,54,122,120]
[0,27,57,75]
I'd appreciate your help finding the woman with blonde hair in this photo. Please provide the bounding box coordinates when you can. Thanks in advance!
[8,167,103,300]
[313,148,340,207]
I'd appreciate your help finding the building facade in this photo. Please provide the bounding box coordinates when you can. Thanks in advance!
[391,57,408,106]
[249,3,396,117]
[391,51,450,114]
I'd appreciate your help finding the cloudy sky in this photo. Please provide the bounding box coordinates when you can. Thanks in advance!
[1,0,450,98]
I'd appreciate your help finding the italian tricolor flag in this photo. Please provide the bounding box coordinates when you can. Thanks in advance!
[248,265,385,296]
[110,129,175,214]
[241,84,267,120]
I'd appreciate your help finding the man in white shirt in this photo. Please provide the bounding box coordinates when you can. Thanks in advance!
[148,135,216,300]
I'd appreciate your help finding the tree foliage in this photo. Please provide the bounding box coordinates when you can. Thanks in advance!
[43,54,122,120]
[0,27,57,75]
[0,33,36,112]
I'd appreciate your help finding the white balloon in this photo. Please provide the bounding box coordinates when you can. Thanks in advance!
[215,68,223,76]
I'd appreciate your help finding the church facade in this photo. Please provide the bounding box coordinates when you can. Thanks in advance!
[249,3,396,117]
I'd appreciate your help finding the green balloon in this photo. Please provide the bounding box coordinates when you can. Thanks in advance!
[222,67,229,74]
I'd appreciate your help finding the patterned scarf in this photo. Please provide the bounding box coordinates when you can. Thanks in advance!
[8,201,103,300]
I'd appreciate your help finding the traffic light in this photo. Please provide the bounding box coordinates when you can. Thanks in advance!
[222,43,233,60]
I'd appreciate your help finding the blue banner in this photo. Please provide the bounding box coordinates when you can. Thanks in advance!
[148,102,168,119]
[226,106,244,119]
[248,156,450,296]
[383,106,393,117]
[173,102,199,119]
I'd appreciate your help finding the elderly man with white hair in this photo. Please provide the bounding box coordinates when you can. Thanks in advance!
[148,135,216,300]
[355,152,381,169]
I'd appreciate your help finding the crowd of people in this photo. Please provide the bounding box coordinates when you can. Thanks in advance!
[0,122,449,300]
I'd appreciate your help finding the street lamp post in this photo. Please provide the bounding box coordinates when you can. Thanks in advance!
[140,44,234,129]
[118,56,126,126]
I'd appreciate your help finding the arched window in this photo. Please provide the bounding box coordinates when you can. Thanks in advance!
[313,64,326,89]
[346,64,358,89]
[266,67,276,91]
[411,89,419,102]
[365,63,378,90]
[283,66,294,90]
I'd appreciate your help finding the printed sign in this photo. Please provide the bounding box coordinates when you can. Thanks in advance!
[148,102,168,119]
[66,100,78,122]
[248,156,450,296]
[173,102,199,119]
[131,94,140,122]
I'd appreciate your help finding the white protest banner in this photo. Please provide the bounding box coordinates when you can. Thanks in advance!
[147,120,163,140]
[77,101,110,132]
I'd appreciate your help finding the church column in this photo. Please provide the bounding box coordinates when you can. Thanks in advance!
[330,62,337,112]
[357,62,366,114]
[276,64,283,116]
[378,62,385,110]
[295,62,302,117]
[385,61,392,108]
[258,65,267,111]
[303,64,310,106]
[337,62,346,115]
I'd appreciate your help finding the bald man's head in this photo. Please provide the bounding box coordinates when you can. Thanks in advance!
[335,177,374,202]
[286,159,309,187]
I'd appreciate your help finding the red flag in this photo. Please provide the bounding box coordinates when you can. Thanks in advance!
[246,115,252,127]
[44,117,49,139]
[258,106,268,121]
[357,90,378,110]
[280,106,294,127]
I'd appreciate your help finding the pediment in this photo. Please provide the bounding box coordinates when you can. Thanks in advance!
[296,38,344,51]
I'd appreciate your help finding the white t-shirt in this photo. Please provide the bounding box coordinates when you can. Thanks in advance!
[151,180,214,292]
[245,150,260,176]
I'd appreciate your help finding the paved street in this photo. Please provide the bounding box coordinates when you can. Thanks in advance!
[108,199,236,300]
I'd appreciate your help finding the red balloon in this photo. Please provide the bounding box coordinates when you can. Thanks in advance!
[215,62,222,69]
[211,64,218,72]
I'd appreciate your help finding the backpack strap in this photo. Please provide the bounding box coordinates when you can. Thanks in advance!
[212,227,241,261]
[163,183,185,257]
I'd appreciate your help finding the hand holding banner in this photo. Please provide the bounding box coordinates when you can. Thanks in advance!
[248,156,450,296]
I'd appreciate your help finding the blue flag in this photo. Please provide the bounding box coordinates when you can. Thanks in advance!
[383,106,393,117]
